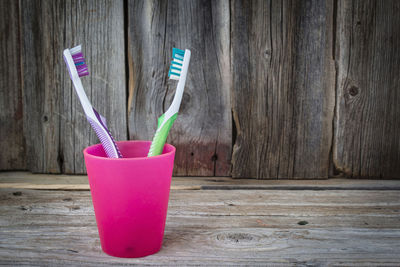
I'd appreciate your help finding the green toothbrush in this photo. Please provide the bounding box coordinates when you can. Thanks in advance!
[147,48,191,157]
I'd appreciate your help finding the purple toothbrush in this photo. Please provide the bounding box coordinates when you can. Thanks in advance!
[63,45,122,158]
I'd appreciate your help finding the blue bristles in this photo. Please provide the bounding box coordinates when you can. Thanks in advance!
[172,48,184,60]
[168,48,185,80]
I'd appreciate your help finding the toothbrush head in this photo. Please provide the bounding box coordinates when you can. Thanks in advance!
[69,45,89,77]
[168,48,185,80]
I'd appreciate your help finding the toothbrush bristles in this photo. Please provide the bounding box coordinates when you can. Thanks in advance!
[168,48,185,80]
[70,45,89,77]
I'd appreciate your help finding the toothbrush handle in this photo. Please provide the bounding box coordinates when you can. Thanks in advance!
[147,113,178,157]
[88,108,123,158]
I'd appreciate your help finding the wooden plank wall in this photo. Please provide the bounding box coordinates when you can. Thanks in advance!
[334,0,400,178]
[1,0,399,179]
[231,0,335,178]
[127,0,231,176]
[0,0,26,170]
[20,0,126,174]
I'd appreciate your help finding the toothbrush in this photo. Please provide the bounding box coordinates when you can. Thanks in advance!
[148,48,191,157]
[63,45,122,158]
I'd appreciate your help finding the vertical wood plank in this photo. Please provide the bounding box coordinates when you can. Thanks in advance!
[21,0,126,173]
[127,0,231,176]
[0,0,26,170]
[334,0,400,178]
[231,0,335,178]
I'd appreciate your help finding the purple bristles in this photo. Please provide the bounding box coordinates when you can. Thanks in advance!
[71,51,89,77]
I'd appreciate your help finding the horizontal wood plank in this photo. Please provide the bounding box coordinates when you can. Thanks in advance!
[1,187,400,265]
[2,172,400,190]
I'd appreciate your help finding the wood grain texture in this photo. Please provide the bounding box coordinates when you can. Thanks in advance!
[21,0,126,174]
[334,0,400,178]
[231,0,335,179]
[0,0,26,170]
[5,0,400,178]
[1,188,400,265]
[127,0,231,176]
[2,172,400,191]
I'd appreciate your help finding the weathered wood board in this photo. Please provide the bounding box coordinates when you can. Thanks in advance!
[231,0,335,178]
[127,0,231,176]
[0,0,26,170]
[2,172,400,191]
[334,0,400,178]
[2,0,400,179]
[0,188,400,265]
[20,0,126,174]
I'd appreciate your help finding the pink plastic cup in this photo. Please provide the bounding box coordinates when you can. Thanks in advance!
[83,140,176,258]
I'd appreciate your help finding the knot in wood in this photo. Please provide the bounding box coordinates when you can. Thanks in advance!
[349,86,359,96]
[179,92,191,113]
[217,232,254,244]
[264,50,271,59]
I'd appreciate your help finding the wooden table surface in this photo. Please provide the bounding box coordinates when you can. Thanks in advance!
[1,172,400,266]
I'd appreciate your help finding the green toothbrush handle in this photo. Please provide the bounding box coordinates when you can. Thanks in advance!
[148,113,178,157]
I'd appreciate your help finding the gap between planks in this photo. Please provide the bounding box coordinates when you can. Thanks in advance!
[1,172,400,191]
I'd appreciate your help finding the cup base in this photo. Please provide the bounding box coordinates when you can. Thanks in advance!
[102,245,162,258]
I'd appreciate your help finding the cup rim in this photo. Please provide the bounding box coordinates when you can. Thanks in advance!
[83,140,176,161]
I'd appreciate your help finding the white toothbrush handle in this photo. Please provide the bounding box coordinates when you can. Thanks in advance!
[163,49,191,124]
[63,49,122,158]
[63,50,94,118]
